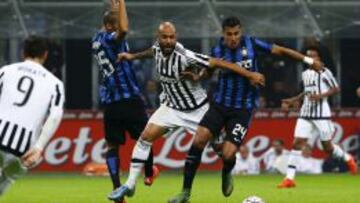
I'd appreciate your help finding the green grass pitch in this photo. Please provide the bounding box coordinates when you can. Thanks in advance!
[2,173,360,203]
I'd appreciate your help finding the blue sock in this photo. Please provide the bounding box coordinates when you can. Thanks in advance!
[106,148,120,189]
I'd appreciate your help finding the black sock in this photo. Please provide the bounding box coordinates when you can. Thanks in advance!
[106,148,120,189]
[183,145,203,191]
[144,148,154,177]
[222,158,236,176]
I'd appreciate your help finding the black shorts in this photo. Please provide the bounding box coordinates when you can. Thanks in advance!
[199,103,254,147]
[103,98,148,145]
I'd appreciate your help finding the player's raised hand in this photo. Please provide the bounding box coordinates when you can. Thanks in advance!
[110,0,119,11]
[117,52,134,61]
[249,72,265,87]
[21,148,43,168]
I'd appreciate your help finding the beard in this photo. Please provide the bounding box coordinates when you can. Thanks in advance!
[160,45,175,56]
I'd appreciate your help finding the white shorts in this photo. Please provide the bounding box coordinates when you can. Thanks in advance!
[294,118,335,141]
[148,104,209,135]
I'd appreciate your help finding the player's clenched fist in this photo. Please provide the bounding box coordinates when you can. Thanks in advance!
[249,72,265,87]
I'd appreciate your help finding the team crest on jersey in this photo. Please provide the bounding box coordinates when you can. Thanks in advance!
[237,59,253,69]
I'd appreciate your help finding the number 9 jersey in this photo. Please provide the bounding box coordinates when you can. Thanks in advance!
[0,60,65,156]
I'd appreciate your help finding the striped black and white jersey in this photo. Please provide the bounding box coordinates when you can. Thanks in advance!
[152,42,210,111]
[299,68,338,119]
[0,60,65,156]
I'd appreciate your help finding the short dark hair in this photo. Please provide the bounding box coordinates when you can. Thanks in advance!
[103,11,117,26]
[304,46,322,59]
[23,36,48,58]
[222,16,242,31]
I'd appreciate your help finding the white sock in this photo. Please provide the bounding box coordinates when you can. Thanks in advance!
[332,144,350,161]
[125,138,152,189]
[286,150,302,180]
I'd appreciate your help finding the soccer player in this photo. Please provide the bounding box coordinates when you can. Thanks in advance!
[277,46,357,188]
[92,1,157,202]
[0,36,64,196]
[169,16,324,203]
[107,21,265,202]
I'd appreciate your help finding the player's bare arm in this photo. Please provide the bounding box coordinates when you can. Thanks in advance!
[271,45,323,71]
[281,93,305,110]
[117,48,154,61]
[208,58,265,87]
[113,0,129,40]
[180,68,210,82]
[21,85,64,168]
[309,86,340,101]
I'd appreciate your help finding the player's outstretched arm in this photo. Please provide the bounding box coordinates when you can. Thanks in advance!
[21,84,65,168]
[180,68,212,82]
[113,0,129,40]
[281,93,305,110]
[117,48,154,61]
[271,45,323,71]
[209,58,265,87]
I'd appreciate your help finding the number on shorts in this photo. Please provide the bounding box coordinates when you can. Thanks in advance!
[232,123,247,137]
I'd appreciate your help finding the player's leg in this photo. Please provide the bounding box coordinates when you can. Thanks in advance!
[0,151,27,196]
[104,116,125,192]
[209,133,225,157]
[220,141,237,197]
[127,99,159,186]
[109,105,173,201]
[168,126,214,203]
[278,118,311,188]
[169,104,224,203]
[126,123,166,189]
[317,120,358,174]
[108,123,167,201]
[221,109,253,197]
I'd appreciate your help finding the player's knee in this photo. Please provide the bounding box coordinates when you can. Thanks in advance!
[139,127,156,142]
[193,137,207,149]
[222,148,237,161]
[193,127,212,149]
[222,152,236,162]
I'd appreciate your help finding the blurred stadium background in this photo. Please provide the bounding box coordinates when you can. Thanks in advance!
[0,0,359,202]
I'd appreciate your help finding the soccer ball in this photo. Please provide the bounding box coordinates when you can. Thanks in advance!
[242,196,265,203]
